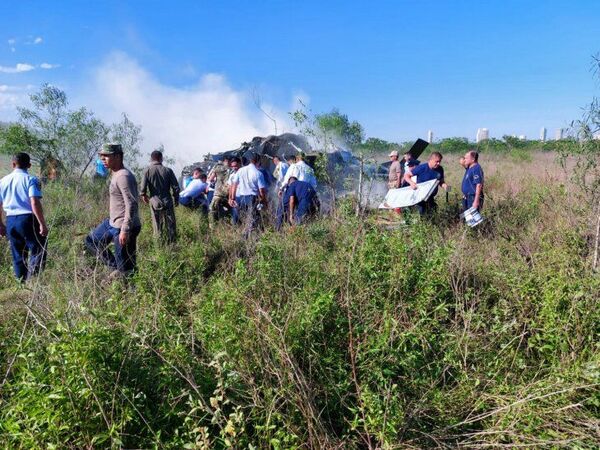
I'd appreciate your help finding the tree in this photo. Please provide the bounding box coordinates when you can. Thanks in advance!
[356,137,401,155]
[315,109,364,149]
[558,54,600,270]
[0,84,142,180]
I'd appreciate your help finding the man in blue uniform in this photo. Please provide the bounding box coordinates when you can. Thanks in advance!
[0,152,49,281]
[403,152,448,215]
[287,177,319,225]
[461,150,484,210]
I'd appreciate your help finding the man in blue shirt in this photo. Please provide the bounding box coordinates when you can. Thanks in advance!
[461,150,484,211]
[404,151,448,215]
[287,177,319,225]
[0,153,49,281]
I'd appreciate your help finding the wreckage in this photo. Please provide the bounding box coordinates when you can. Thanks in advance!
[181,133,430,191]
[181,132,362,183]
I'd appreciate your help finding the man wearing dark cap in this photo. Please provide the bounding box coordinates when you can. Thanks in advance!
[140,149,180,244]
[85,143,141,276]
[0,152,48,282]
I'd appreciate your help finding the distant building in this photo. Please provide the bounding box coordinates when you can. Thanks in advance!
[540,127,547,142]
[555,128,564,140]
[427,130,433,143]
[476,128,489,143]
[518,135,526,141]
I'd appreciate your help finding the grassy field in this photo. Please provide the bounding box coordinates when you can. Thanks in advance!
[0,151,598,448]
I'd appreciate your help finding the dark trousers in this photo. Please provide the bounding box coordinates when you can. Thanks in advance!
[416,197,437,215]
[150,205,176,244]
[462,194,484,211]
[237,195,260,235]
[85,219,141,273]
[6,214,47,281]
[294,197,320,224]
[180,194,208,213]
[276,199,287,230]
[231,196,240,225]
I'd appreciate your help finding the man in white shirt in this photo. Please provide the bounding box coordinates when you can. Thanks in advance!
[281,151,317,190]
[0,152,49,281]
[229,153,267,235]
[227,157,241,224]
[272,155,289,190]
[179,168,209,209]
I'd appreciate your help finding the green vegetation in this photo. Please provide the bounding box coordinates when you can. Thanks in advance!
[0,85,142,181]
[0,153,598,448]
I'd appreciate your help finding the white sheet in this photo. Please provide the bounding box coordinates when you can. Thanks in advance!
[378,179,439,209]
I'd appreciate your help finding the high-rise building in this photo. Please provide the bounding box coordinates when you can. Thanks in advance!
[540,127,547,142]
[476,128,489,143]
[555,128,563,140]
[427,130,433,143]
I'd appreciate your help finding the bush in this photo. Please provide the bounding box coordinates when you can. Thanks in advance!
[0,154,598,448]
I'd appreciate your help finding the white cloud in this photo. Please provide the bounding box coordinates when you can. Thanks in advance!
[84,52,295,168]
[0,63,35,73]
[7,38,16,45]
[0,85,32,118]
[40,63,60,69]
[33,37,43,44]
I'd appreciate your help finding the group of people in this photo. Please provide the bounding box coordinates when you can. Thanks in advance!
[0,143,483,283]
[178,151,319,234]
[387,148,484,215]
[0,144,322,282]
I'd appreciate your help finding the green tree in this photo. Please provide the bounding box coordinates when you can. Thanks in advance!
[356,137,401,155]
[558,54,600,270]
[315,109,364,149]
[0,84,142,179]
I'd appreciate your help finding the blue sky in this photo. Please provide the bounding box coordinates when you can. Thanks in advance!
[1,0,599,153]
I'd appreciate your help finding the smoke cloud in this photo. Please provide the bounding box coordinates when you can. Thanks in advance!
[86,52,296,169]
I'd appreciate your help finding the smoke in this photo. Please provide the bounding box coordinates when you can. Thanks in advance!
[85,52,295,169]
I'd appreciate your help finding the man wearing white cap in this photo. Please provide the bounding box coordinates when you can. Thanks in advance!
[388,150,402,189]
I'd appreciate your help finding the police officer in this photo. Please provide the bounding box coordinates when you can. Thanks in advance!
[404,152,449,215]
[461,150,484,210]
[0,152,48,282]
[287,176,319,225]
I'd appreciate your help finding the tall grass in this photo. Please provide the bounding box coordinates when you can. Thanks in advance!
[0,152,598,448]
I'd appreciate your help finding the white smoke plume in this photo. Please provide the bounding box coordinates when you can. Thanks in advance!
[86,52,296,169]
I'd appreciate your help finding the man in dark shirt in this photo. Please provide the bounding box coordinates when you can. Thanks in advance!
[140,150,180,244]
[287,177,319,225]
[461,150,484,211]
[404,151,448,215]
